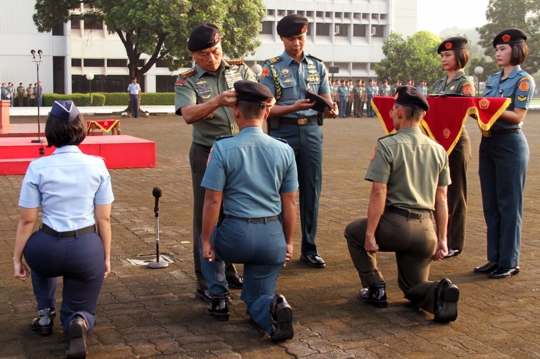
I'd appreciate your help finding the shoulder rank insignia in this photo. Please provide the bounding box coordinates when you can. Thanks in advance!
[227,58,245,66]
[268,56,282,64]
[213,135,233,143]
[519,76,532,82]
[518,95,527,102]
[180,69,197,79]
[307,54,323,62]
[271,136,288,144]
[175,78,185,87]
[377,133,395,141]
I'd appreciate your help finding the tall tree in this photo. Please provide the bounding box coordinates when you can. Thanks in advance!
[375,31,444,85]
[33,0,265,81]
[477,0,540,73]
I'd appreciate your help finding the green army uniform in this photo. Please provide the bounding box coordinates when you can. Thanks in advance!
[379,84,391,96]
[175,59,256,293]
[16,85,25,107]
[345,127,451,314]
[430,70,475,254]
[353,84,363,117]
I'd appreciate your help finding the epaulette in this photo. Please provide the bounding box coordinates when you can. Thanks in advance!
[268,56,282,64]
[462,81,473,87]
[307,54,323,62]
[227,58,245,66]
[519,76,532,82]
[377,133,395,141]
[271,136,288,144]
[181,68,197,79]
[213,135,233,143]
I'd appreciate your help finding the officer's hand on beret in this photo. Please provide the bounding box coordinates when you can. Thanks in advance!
[266,97,276,109]
[217,89,238,108]
[294,99,315,111]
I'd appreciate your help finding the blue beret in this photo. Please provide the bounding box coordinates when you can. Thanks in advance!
[50,100,80,121]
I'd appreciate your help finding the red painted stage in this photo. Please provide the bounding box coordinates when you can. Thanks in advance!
[0,135,156,175]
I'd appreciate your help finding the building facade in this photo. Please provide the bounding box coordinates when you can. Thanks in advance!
[0,0,417,95]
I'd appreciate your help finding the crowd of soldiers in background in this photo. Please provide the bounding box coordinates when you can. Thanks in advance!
[330,78,428,118]
[1,81,43,107]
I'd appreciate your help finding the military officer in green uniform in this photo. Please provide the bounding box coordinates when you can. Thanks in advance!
[16,83,26,107]
[344,86,460,323]
[379,79,391,96]
[353,80,363,117]
[175,23,255,303]
[430,37,475,258]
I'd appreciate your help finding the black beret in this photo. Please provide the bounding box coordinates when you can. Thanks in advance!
[234,80,273,103]
[188,23,220,52]
[394,86,429,111]
[305,91,332,112]
[50,100,80,121]
[437,37,468,53]
[493,28,527,47]
[277,14,308,37]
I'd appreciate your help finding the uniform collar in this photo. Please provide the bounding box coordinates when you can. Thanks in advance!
[53,145,83,155]
[503,65,522,80]
[238,126,264,135]
[397,126,423,135]
[281,51,308,66]
[445,70,466,83]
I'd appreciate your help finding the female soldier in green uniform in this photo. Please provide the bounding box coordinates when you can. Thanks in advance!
[430,37,475,258]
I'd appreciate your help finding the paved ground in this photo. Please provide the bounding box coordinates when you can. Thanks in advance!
[1,113,540,359]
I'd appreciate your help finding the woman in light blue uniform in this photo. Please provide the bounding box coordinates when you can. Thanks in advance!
[13,100,114,359]
[474,29,535,279]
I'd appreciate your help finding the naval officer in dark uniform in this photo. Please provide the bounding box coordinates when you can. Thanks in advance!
[260,14,338,268]
[175,23,253,302]
[344,86,460,322]
[200,80,298,342]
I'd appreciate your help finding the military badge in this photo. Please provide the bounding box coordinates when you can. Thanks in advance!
[262,68,270,79]
[518,95,527,102]
[281,69,289,74]
[371,144,378,160]
[445,42,452,49]
[301,25,307,33]
[479,98,490,110]
[519,80,530,92]
[175,79,185,87]
[502,34,511,42]
[283,79,293,84]
[462,86,472,95]
[196,82,212,99]
[450,86,455,91]
[443,128,451,139]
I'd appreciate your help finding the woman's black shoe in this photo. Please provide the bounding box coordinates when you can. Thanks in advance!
[489,266,520,279]
[473,261,498,273]
[31,308,56,336]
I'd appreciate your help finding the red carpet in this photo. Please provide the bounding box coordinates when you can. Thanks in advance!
[0,135,156,175]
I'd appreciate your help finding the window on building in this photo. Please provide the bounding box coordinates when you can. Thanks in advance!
[72,75,145,93]
[335,12,342,19]
[287,10,294,15]
[71,15,81,29]
[325,12,332,18]
[156,75,177,92]
[137,59,145,68]
[353,13,361,19]
[372,25,385,38]
[267,9,275,16]
[84,59,105,67]
[155,60,169,68]
[316,23,330,36]
[316,11,323,17]
[362,13,369,20]
[380,14,387,20]
[278,10,285,16]
[260,21,273,34]
[84,19,103,30]
[107,59,127,67]
[335,24,348,37]
[71,58,82,67]
[306,11,313,17]
[297,11,304,16]
[344,13,350,19]
[52,21,64,36]
[353,24,367,37]
[372,13,379,20]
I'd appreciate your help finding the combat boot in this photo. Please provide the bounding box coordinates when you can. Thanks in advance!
[358,282,387,308]
[206,292,229,321]
[31,307,56,335]
[270,294,294,342]
[434,278,459,322]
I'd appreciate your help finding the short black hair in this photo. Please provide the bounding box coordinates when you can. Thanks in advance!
[510,41,528,66]
[236,101,265,119]
[45,113,86,148]
[453,48,470,70]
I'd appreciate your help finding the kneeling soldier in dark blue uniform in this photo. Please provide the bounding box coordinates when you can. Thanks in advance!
[200,80,298,341]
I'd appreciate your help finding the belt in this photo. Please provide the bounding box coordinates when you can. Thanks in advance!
[225,215,280,223]
[481,128,521,137]
[279,116,317,126]
[41,223,96,238]
[386,206,431,220]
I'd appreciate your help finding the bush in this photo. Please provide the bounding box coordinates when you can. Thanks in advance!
[95,92,175,106]
[43,93,106,106]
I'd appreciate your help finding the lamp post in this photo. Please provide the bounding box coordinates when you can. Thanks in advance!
[86,73,94,106]
[474,66,484,97]
[30,49,44,148]
[252,64,262,83]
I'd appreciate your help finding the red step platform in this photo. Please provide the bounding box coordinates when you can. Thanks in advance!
[0,135,156,175]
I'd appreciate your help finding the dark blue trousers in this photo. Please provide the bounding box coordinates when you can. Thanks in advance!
[270,122,323,256]
[339,96,347,117]
[479,132,529,268]
[201,218,286,334]
[23,230,105,333]
[129,94,139,117]
[367,96,375,117]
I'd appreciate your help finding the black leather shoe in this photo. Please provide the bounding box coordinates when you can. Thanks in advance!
[66,316,87,359]
[226,274,243,289]
[31,308,56,336]
[473,261,499,273]
[358,282,387,308]
[206,292,229,321]
[270,294,294,342]
[489,266,520,279]
[444,249,461,259]
[300,254,326,268]
[434,278,459,323]
[195,289,212,304]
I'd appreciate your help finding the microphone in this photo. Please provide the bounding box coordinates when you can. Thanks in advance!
[152,186,162,216]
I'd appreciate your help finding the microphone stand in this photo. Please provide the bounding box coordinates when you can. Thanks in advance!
[30,49,45,156]
[148,187,168,269]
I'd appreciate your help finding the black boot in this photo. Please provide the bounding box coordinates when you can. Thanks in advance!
[66,315,88,359]
[31,308,56,335]
[206,292,229,321]
[358,282,387,308]
[270,294,294,342]
[434,278,459,323]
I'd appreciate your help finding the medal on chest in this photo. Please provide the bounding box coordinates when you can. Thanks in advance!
[225,68,242,89]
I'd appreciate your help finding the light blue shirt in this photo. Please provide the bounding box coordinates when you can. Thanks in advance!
[337,85,347,97]
[483,65,535,130]
[127,82,141,95]
[261,51,330,119]
[19,146,114,231]
[201,127,298,218]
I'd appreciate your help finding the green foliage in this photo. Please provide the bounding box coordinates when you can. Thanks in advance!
[477,0,540,73]
[374,31,444,85]
[33,0,265,78]
[43,93,106,106]
[465,58,499,82]
[96,92,174,106]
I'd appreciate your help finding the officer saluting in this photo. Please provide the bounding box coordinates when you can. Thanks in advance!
[200,80,298,342]
[261,14,338,268]
[344,86,460,323]
[175,23,252,303]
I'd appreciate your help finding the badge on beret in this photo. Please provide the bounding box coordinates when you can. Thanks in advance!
[445,42,452,49]
[301,25,307,33]
[479,98,490,110]
[519,80,530,92]
[262,68,270,79]
[502,34,511,42]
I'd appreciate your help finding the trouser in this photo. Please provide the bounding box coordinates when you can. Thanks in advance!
[23,229,105,334]
[367,96,374,117]
[479,131,529,268]
[201,218,286,334]
[447,128,471,251]
[344,211,440,314]
[190,143,238,291]
[339,96,347,117]
[129,94,139,117]
[354,96,362,117]
[269,122,323,256]
[346,100,353,117]
[17,96,24,107]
